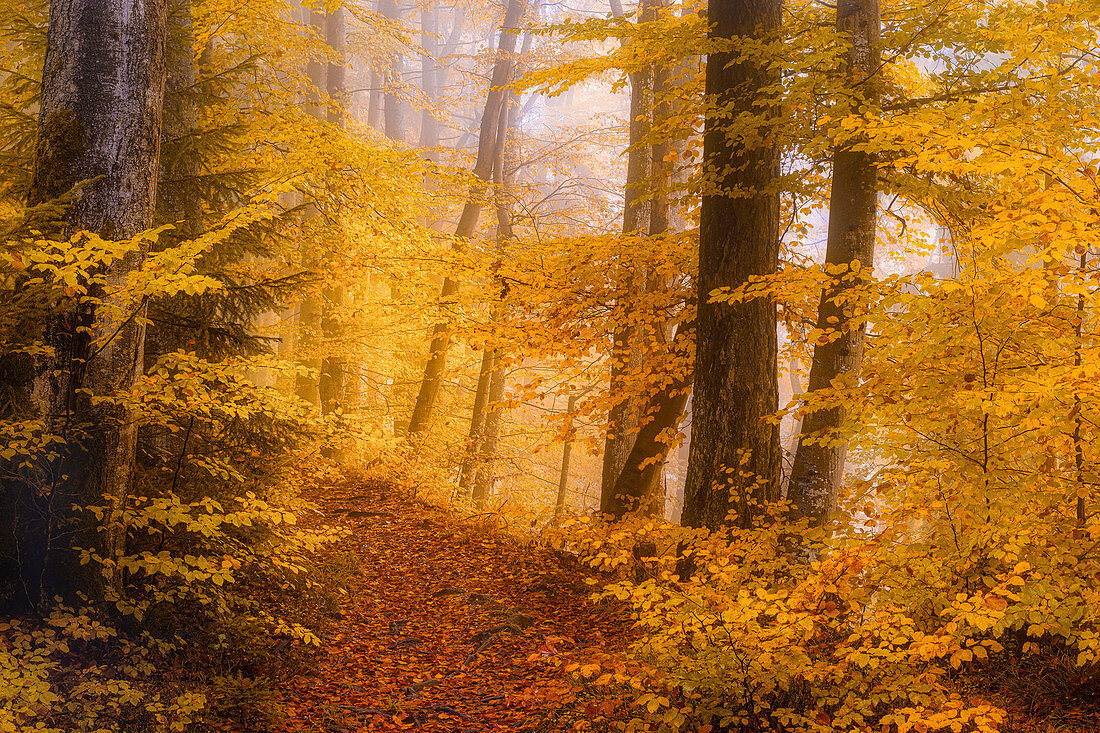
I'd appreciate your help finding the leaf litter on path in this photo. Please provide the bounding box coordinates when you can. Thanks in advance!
[281,478,635,732]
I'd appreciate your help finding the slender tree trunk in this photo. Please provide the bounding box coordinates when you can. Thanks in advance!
[381,0,408,143]
[554,394,578,517]
[368,65,383,130]
[472,359,506,503]
[420,4,441,156]
[787,0,880,527]
[295,7,327,409]
[600,0,655,509]
[8,0,168,608]
[406,0,526,436]
[606,319,693,518]
[458,347,495,492]
[680,0,783,531]
[320,7,347,416]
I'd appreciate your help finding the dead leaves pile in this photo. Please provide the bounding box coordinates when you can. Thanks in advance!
[281,479,634,732]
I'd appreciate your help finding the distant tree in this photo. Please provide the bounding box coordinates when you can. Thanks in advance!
[406,0,526,436]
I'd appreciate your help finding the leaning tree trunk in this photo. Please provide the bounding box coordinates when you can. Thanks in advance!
[406,0,525,436]
[599,0,654,513]
[8,0,168,609]
[680,0,782,532]
[458,347,496,493]
[605,319,694,518]
[471,356,506,503]
[786,0,880,527]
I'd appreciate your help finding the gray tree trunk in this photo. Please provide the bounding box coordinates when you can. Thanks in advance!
[381,0,408,143]
[554,394,578,517]
[458,347,495,493]
[11,0,168,608]
[295,7,327,410]
[320,7,347,417]
[680,0,783,531]
[786,0,880,527]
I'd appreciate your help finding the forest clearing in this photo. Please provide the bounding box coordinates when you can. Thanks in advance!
[3,0,1100,729]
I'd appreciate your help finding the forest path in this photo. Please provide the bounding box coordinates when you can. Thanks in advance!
[282,477,633,732]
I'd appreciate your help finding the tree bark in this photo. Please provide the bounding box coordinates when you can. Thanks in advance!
[606,319,693,518]
[320,6,347,416]
[554,394,578,517]
[599,0,654,509]
[419,4,441,156]
[787,0,880,527]
[9,0,168,608]
[472,358,506,503]
[295,7,327,410]
[460,52,524,492]
[381,0,408,143]
[680,0,783,531]
[406,0,526,436]
[458,347,495,492]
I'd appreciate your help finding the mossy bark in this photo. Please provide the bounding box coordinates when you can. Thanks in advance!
[4,0,168,610]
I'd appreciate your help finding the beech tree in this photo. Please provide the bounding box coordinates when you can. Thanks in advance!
[680,0,782,531]
[4,0,168,607]
[785,0,880,528]
[599,0,654,512]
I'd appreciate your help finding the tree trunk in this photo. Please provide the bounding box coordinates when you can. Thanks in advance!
[459,52,524,491]
[600,0,654,510]
[606,320,693,518]
[381,0,407,143]
[320,7,347,417]
[406,0,526,436]
[472,358,506,503]
[9,0,168,608]
[786,0,880,527]
[680,0,782,532]
[554,394,578,517]
[295,7,326,410]
[458,347,495,492]
[419,4,441,156]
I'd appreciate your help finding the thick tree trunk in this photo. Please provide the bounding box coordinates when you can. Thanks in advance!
[680,0,782,531]
[786,0,880,527]
[320,7,347,416]
[606,320,693,518]
[9,0,168,608]
[406,0,525,436]
[599,0,654,512]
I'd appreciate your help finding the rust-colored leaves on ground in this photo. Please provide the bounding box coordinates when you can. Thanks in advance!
[282,479,633,732]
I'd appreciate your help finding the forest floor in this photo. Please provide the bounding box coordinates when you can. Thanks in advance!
[279,476,634,733]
